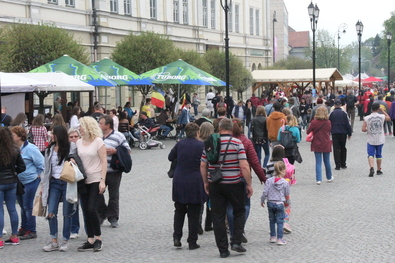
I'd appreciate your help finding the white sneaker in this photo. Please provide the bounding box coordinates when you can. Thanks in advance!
[2,228,6,235]
[59,242,69,252]
[70,233,79,239]
[42,241,59,252]
[270,236,277,243]
[277,238,287,245]
[327,177,334,183]
[316,181,321,185]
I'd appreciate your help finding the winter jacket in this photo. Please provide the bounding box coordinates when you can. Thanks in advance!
[236,134,266,183]
[261,177,290,203]
[306,119,332,153]
[251,115,268,142]
[329,108,352,136]
[266,111,287,141]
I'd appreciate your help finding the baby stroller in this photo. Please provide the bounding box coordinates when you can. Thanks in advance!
[136,124,166,150]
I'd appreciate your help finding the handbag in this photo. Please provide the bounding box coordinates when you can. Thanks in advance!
[16,179,25,195]
[209,137,232,184]
[292,144,303,164]
[32,183,47,217]
[60,161,76,183]
[306,122,327,142]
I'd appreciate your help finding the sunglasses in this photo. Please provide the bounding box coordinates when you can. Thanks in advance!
[69,136,79,138]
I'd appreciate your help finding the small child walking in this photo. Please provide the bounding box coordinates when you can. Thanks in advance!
[261,161,290,245]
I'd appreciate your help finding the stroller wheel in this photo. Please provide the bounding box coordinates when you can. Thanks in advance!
[139,142,148,150]
[160,144,166,149]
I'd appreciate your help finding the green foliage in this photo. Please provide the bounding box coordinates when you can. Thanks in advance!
[111,31,178,106]
[203,49,251,95]
[267,56,311,70]
[0,23,89,72]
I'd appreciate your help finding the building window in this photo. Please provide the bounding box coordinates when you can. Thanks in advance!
[124,0,131,15]
[173,0,179,23]
[48,0,57,4]
[228,2,232,32]
[210,0,215,29]
[110,0,118,13]
[182,0,188,25]
[235,5,239,33]
[65,0,74,6]
[150,0,157,19]
[249,8,254,35]
[202,0,208,27]
[255,10,259,36]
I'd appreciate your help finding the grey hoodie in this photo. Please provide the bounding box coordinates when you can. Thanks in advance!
[261,177,290,203]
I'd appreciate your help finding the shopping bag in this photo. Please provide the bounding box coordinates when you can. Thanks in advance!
[72,162,84,182]
[306,131,314,142]
[60,161,75,183]
[32,184,47,217]
[66,182,78,204]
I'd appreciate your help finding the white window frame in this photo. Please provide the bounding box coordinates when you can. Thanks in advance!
[65,0,74,7]
[210,0,215,29]
[235,5,239,33]
[182,0,188,25]
[249,8,254,35]
[110,0,118,13]
[124,0,131,15]
[150,0,157,19]
[173,0,179,23]
[48,0,57,4]
[202,0,208,28]
[255,9,259,36]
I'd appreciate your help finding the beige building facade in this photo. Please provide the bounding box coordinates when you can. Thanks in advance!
[0,0,281,110]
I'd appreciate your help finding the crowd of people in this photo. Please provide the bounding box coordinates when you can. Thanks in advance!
[168,84,394,258]
[0,104,132,252]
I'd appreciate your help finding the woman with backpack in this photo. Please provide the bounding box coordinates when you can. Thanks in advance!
[277,115,301,165]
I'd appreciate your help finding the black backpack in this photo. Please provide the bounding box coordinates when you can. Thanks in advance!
[110,145,132,173]
[346,95,356,109]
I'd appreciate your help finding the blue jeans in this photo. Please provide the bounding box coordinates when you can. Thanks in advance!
[254,142,270,168]
[16,178,40,232]
[267,202,285,239]
[226,197,250,237]
[0,183,18,237]
[47,179,73,241]
[193,104,198,116]
[314,152,332,182]
[71,203,80,234]
[160,125,171,137]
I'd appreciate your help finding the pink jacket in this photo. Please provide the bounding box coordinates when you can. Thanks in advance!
[236,134,267,183]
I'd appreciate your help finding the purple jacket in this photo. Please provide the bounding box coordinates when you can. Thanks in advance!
[389,101,395,120]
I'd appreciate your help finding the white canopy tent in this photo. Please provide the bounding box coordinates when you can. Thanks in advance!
[12,72,95,92]
[0,72,52,93]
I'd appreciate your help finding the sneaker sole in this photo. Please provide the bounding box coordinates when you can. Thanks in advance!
[5,243,19,246]
[43,248,59,252]
[93,247,102,252]
[78,248,94,252]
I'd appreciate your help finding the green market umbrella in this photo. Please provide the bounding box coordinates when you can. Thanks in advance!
[90,58,152,86]
[30,55,116,87]
[139,59,227,86]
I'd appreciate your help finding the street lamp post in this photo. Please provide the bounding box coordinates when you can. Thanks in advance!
[387,32,392,88]
[356,20,364,94]
[337,23,347,72]
[273,11,277,64]
[308,2,319,91]
[221,0,231,117]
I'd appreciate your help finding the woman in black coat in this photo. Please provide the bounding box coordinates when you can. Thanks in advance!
[168,123,206,250]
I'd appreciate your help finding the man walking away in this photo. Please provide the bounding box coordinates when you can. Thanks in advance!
[98,115,131,227]
[200,118,253,258]
[329,99,352,170]
[362,103,390,177]
[345,90,358,130]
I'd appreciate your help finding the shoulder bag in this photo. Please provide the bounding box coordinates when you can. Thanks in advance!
[306,122,327,142]
[209,137,232,184]
[60,160,76,183]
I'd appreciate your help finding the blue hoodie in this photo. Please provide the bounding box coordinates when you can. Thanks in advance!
[18,141,44,185]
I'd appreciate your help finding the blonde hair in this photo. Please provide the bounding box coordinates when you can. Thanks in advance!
[314,106,329,120]
[256,105,267,117]
[286,115,298,127]
[199,122,214,141]
[282,108,291,116]
[274,161,286,177]
[79,116,102,141]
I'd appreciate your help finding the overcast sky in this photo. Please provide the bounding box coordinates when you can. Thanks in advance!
[283,0,394,46]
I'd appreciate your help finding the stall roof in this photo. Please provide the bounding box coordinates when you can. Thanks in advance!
[0,72,52,93]
[13,72,95,92]
[252,68,343,83]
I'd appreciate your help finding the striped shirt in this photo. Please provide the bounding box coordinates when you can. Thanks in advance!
[201,134,247,184]
[103,130,131,173]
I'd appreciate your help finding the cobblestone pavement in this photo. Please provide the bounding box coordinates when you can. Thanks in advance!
[2,120,395,262]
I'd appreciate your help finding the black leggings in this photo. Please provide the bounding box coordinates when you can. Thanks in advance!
[81,182,101,238]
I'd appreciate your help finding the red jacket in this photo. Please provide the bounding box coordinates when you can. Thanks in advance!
[236,134,266,183]
[306,119,332,153]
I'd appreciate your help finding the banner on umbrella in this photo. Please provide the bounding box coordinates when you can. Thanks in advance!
[151,87,165,108]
